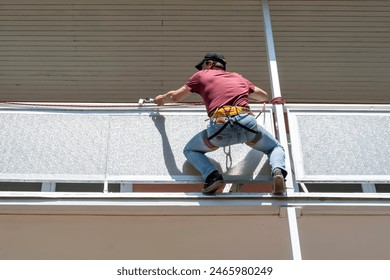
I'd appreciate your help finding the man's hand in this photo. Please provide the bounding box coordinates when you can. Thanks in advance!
[154,95,166,106]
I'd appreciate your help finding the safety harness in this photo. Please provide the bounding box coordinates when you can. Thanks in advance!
[206,106,262,147]
[205,98,286,148]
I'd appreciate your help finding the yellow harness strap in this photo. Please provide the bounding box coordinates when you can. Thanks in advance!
[211,106,251,118]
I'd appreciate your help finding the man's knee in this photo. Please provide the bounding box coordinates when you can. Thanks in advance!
[182,137,219,157]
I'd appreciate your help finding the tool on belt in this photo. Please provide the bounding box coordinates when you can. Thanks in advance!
[138,97,155,106]
[207,106,262,145]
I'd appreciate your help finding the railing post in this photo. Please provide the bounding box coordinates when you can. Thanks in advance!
[262,0,294,194]
[262,0,302,260]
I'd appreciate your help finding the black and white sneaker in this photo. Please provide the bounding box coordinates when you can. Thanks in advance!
[201,171,225,194]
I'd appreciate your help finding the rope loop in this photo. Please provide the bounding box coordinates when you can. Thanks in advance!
[223,145,233,169]
[269,97,286,104]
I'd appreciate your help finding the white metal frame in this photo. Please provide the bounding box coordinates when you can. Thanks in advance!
[286,104,390,183]
[262,0,301,260]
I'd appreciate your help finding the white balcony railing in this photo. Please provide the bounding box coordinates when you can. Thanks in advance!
[0,102,388,194]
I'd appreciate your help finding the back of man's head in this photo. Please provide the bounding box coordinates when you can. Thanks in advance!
[195,52,227,70]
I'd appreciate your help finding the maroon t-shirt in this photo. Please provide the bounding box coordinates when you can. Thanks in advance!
[184,69,255,116]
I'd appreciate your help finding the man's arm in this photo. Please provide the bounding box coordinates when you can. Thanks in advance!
[249,86,268,102]
[154,86,192,106]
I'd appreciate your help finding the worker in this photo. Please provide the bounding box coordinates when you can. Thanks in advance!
[154,52,287,195]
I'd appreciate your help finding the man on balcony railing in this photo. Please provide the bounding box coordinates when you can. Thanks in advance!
[154,52,287,195]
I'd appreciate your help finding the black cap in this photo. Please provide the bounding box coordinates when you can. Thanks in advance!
[195,52,227,70]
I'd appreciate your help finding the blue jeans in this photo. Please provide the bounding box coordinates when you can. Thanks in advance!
[183,114,286,179]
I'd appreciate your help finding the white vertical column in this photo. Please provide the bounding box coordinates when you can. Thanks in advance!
[287,207,302,260]
[262,0,294,194]
[262,0,302,260]
[103,181,109,193]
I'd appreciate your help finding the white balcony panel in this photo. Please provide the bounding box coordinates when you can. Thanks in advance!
[287,105,390,183]
[0,104,274,183]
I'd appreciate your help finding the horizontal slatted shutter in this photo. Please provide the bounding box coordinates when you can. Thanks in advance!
[0,0,268,103]
[270,0,390,103]
[2,0,388,104]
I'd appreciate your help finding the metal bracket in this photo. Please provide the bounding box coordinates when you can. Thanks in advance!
[120,183,133,192]
[138,98,155,106]
[279,206,302,218]
[222,183,244,193]
[361,183,376,193]
[41,182,56,192]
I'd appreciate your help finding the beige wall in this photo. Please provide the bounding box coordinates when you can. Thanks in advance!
[1,209,390,260]
[299,215,390,260]
[0,214,291,260]
[1,0,388,103]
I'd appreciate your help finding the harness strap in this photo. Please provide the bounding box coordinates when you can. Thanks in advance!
[207,117,261,144]
[246,131,262,146]
[207,121,230,140]
[204,137,219,150]
[234,121,258,134]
